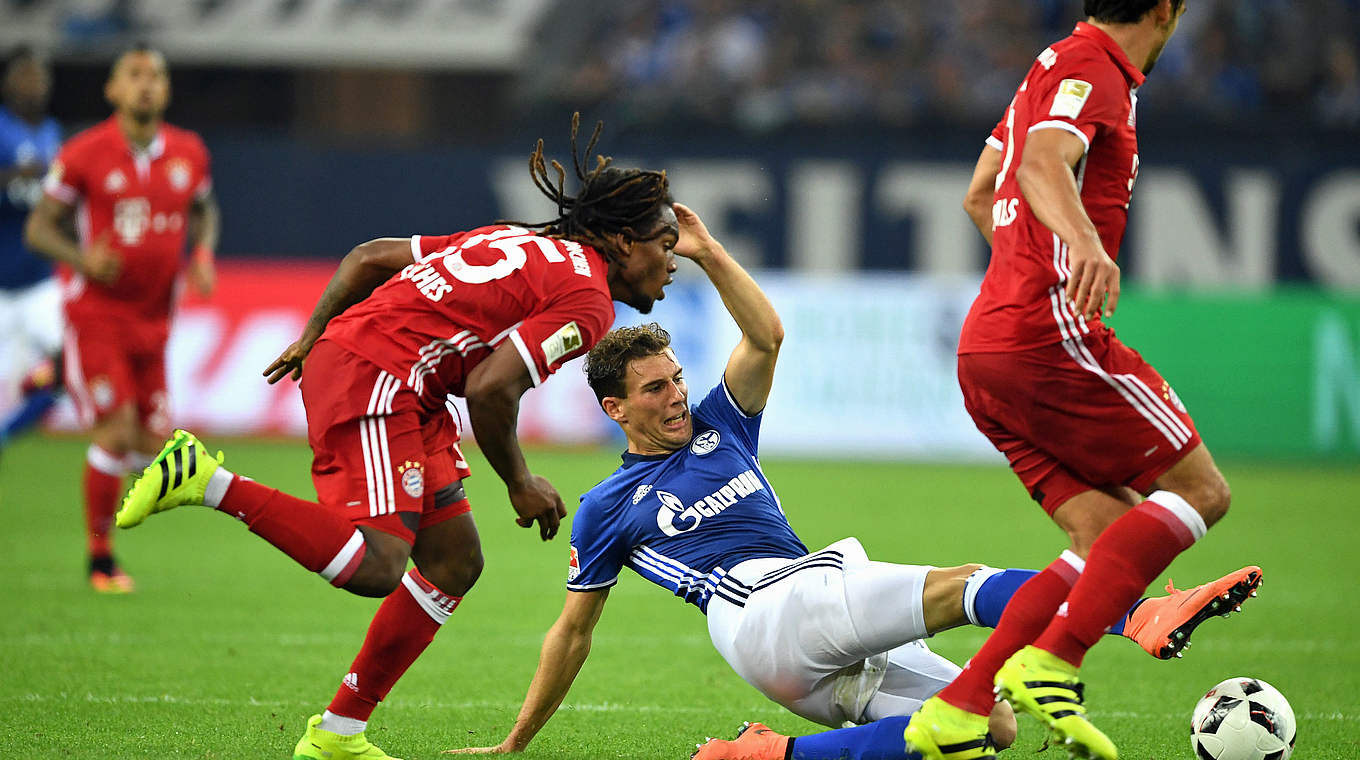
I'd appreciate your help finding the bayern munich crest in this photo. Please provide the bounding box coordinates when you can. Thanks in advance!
[397,460,425,498]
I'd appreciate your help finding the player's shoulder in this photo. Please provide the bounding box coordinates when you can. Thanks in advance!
[59,119,117,156]
[160,123,209,155]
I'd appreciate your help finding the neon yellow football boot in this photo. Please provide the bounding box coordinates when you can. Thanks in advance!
[116,429,223,529]
[994,645,1116,760]
[903,696,997,760]
[293,714,401,760]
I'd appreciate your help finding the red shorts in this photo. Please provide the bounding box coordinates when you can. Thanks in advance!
[957,331,1201,515]
[62,318,169,432]
[301,339,473,544]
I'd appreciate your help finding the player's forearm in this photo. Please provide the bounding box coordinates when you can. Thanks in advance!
[1016,156,1103,253]
[298,243,404,345]
[694,246,783,355]
[23,208,84,268]
[465,387,532,490]
[188,194,220,253]
[504,623,594,749]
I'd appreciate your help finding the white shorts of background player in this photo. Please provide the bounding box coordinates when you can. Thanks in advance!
[0,277,63,412]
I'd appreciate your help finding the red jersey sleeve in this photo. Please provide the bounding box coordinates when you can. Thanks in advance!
[507,288,615,387]
[1026,53,1127,151]
[191,133,213,199]
[986,116,1006,152]
[42,141,87,206]
[412,232,473,263]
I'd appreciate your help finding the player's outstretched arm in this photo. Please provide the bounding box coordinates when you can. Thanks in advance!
[672,202,784,415]
[463,342,568,541]
[1016,128,1120,320]
[963,145,1003,245]
[263,237,414,383]
[445,589,609,754]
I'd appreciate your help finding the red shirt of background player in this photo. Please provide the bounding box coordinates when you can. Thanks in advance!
[44,115,211,333]
[959,22,1144,354]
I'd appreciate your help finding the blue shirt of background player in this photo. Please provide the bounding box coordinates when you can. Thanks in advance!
[0,105,61,290]
[568,380,808,613]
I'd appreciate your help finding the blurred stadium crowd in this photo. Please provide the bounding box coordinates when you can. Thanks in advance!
[2,0,1358,135]
[524,0,1360,132]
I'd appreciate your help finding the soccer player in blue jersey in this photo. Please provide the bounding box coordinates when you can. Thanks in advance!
[447,203,1258,760]
[0,47,63,445]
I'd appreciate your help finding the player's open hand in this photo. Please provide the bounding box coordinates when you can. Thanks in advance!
[1064,238,1120,320]
[82,233,120,284]
[263,340,312,384]
[672,202,719,262]
[508,474,568,541]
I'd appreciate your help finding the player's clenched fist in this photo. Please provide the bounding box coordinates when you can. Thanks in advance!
[508,474,568,541]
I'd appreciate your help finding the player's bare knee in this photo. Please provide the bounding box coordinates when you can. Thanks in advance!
[343,528,412,597]
[988,700,1017,749]
[415,547,484,597]
[1195,475,1232,527]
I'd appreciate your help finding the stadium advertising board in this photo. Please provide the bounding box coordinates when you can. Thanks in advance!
[40,265,1360,459]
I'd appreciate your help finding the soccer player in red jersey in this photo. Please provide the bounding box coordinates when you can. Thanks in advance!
[24,44,217,594]
[905,3,1262,759]
[116,116,680,760]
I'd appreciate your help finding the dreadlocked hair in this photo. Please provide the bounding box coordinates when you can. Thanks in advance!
[507,113,671,251]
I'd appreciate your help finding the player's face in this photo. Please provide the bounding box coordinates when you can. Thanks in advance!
[609,207,680,314]
[106,51,170,122]
[610,349,692,455]
[2,58,51,120]
[1145,0,1189,74]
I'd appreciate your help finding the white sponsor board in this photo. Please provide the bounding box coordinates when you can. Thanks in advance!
[46,269,999,460]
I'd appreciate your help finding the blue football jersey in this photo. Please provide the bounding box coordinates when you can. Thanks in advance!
[0,106,60,290]
[568,381,809,613]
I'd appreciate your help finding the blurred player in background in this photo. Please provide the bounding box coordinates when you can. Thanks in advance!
[24,44,217,593]
[905,3,1256,760]
[116,116,679,760]
[447,208,1259,760]
[0,47,63,446]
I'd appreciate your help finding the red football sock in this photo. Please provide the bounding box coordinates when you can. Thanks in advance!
[1035,498,1200,667]
[328,568,462,721]
[938,552,1082,716]
[84,445,125,559]
[218,475,367,586]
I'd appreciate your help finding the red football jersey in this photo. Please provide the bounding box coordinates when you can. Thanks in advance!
[43,116,211,327]
[322,225,616,410]
[959,23,1145,354]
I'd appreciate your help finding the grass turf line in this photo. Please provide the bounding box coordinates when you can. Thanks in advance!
[1,435,1356,758]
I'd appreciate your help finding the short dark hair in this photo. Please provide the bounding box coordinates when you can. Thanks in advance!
[583,323,673,403]
[507,113,673,255]
[1084,0,1183,24]
[110,41,164,77]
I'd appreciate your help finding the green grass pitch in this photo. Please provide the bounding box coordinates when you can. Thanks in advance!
[2,435,1356,758]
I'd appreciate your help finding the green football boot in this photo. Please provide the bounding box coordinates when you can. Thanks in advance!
[994,645,1117,760]
[903,696,997,760]
[116,429,223,529]
[293,714,401,760]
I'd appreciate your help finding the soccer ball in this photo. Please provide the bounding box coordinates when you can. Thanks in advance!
[1190,677,1296,760]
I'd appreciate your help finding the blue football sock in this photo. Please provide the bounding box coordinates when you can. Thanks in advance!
[791,716,913,760]
[965,566,1140,635]
[1,389,57,441]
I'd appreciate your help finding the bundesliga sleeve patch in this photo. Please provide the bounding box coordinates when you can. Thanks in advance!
[541,321,584,365]
[1049,79,1093,119]
[567,546,580,582]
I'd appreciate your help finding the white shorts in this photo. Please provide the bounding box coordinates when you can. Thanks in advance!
[0,278,63,408]
[706,537,961,728]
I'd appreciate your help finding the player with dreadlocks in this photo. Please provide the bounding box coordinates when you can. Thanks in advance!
[115,115,689,760]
